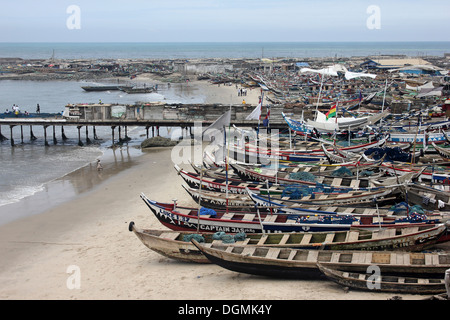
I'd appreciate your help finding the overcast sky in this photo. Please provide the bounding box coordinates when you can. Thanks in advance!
[0,0,449,42]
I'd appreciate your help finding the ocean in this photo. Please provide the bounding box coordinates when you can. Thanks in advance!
[0,42,449,60]
[0,77,204,225]
[0,41,449,225]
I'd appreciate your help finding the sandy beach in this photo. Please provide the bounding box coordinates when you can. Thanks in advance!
[0,80,431,301]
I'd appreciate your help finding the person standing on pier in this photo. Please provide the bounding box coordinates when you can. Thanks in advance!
[36,104,40,114]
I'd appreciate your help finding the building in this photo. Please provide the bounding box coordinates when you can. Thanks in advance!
[360,58,432,70]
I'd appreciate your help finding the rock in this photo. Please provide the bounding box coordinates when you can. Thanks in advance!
[141,136,177,148]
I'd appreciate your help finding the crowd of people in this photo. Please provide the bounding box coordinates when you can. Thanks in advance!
[4,103,40,116]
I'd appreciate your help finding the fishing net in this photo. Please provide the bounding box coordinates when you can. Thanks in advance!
[199,207,217,216]
[213,231,226,240]
[390,202,428,221]
[364,147,411,162]
[280,183,346,200]
[359,170,374,177]
[212,231,247,243]
[390,202,409,214]
[182,234,205,243]
[281,185,314,199]
[289,171,316,182]
[331,166,353,177]
[234,232,247,242]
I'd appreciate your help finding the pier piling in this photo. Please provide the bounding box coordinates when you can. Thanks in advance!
[53,125,57,144]
[43,125,49,146]
[61,126,67,140]
[0,126,7,141]
[85,126,91,144]
[10,125,15,146]
[30,126,36,140]
[111,126,116,147]
[93,126,98,140]
[77,126,83,146]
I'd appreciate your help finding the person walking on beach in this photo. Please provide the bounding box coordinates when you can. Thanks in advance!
[97,159,103,171]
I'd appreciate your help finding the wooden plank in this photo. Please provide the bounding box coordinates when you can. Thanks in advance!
[425,254,439,265]
[263,215,277,222]
[350,180,360,189]
[306,250,319,262]
[300,233,312,245]
[330,252,340,263]
[222,213,235,219]
[265,248,281,259]
[331,178,342,187]
[278,234,290,245]
[243,214,255,221]
[401,227,419,235]
[287,250,297,260]
[417,278,429,284]
[241,247,255,256]
[324,233,335,243]
[351,252,366,264]
[257,235,269,246]
[346,231,359,243]
[235,238,250,245]
[343,208,355,214]
[160,232,180,240]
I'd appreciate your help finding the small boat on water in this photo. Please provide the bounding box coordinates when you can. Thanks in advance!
[191,240,450,279]
[317,264,448,295]
[121,86,156,94]
[81,85,133,91]
[129,222,447,264]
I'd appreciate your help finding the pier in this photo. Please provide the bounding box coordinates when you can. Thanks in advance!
[0,105,287,146]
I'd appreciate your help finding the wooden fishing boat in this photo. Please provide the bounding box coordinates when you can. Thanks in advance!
[182,184,398,209]
[129,222,447,264]
[230,162,418,190]
[282,111,388,134]
[432,142,450,161]
[231,136,387,159]
[128,222,213,264]
[140,194,441,234]
[406,184,450,212]
[182,184,254,209]
[388,131,450,145]
[81,85,133,92]
[321,144,362,164]
[245,187,399,211]
[121,86,155,94]
[175,164,290,195]
[317,264,447,294]
[191,240,450,279]
[381,161,450,183]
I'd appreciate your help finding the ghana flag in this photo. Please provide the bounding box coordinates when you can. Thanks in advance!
[326,105,336,120]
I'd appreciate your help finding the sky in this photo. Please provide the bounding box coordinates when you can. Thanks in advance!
[0,0,449,42]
